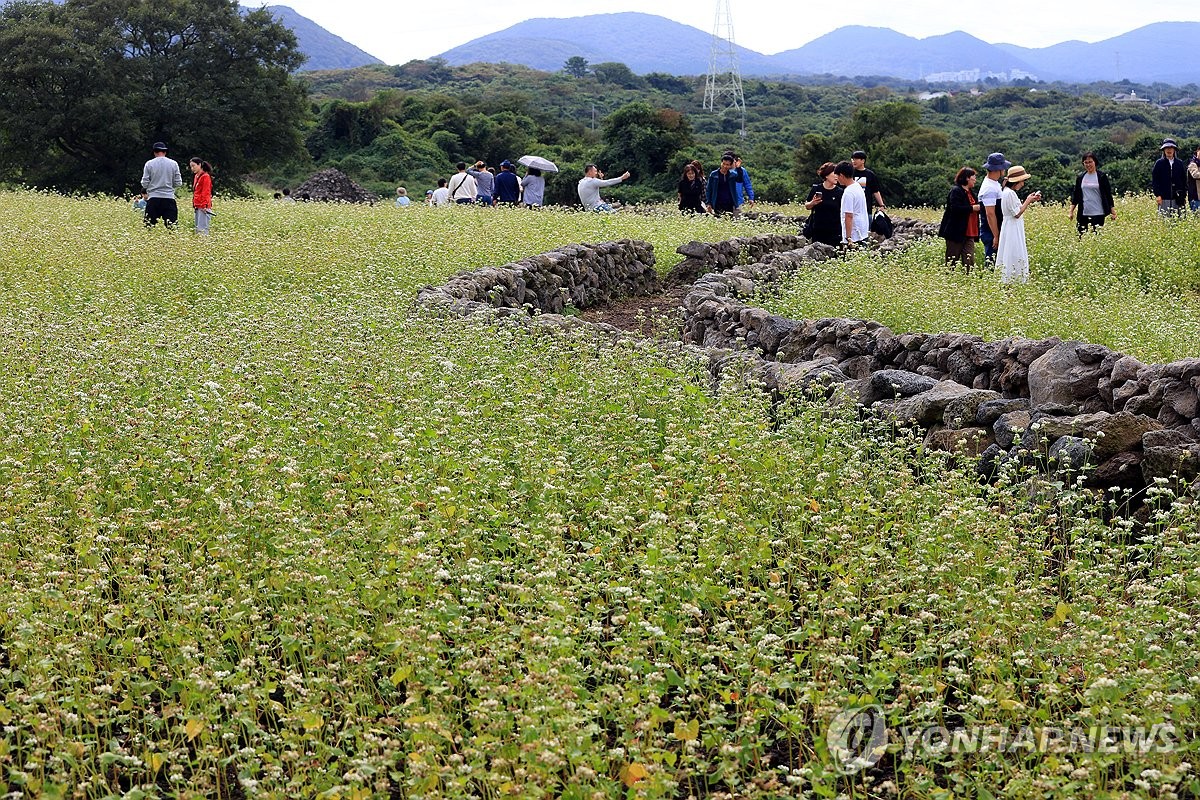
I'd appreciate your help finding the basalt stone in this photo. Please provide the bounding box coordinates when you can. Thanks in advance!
[977,443,1011,479]
[1092,452,1145,490]
[943,389,1002,430]
[1048,436,1094,472]
[925,426,993,456]
[1027,341,1112,408]
[1141,445,1200,483]
[976,398,1031,428]
[993,412,1032,450]
[994,410,1032,449]
[1143,428,1198,449]
[774,359,851,395]
[890,381,975,426]
[1022,411,1161,460]
[862,369,939,406]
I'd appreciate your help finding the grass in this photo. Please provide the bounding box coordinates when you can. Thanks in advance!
[1,191,1199,799]
[762,196,1200,363]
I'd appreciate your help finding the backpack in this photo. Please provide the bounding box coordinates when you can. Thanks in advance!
[870,209,894,239]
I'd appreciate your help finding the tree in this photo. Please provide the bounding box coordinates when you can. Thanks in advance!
[596,102,693,192]
[0,0,308,194]
[563,56,590,79]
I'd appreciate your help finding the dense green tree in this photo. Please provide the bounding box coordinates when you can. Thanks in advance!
[0,0,307,194]
[596,102,693,193]
[563,56,590,79]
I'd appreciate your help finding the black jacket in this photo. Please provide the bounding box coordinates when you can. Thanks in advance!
[1070,170,1115,216]
[937,185,976,242]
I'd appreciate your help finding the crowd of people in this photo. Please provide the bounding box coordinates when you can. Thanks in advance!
[934,138,1200,285]
[418,159,548,208]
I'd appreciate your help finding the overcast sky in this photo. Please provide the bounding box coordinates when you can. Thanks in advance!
[262,0,1200,66]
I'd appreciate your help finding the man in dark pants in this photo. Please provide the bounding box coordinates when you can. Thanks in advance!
[140,142,183,229]
[977,153,1009,263]
[705,154,745,216]
[1153,138,1189,216]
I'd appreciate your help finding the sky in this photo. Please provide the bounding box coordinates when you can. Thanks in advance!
[262,0,1200,66]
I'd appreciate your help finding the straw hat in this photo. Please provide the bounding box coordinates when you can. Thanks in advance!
[1005,165,1031,184]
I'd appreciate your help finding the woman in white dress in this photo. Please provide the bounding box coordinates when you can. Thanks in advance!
[995,165,1042,284]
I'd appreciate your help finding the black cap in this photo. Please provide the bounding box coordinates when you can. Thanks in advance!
[852,150,867,159]
[152,141,168,151]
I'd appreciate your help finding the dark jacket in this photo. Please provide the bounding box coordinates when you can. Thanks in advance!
[1152,156,1188,202]
[937,185,976,242]
[705,167,745,210]
[1070,170,1115,217]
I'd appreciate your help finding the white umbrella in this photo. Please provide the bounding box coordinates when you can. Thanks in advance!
[517,155,559,173]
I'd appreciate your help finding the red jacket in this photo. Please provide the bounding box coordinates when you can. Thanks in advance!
[193,171,212,209]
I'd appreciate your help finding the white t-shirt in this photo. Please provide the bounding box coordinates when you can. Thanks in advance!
[840,181,869,243]
[431,187,451,206]
[977,176,1003,232]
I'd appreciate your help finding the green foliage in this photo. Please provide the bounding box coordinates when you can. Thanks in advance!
[0,0,308,195]
[3,192,1200,797]
[563,55,590,78]
[597,101,694,194]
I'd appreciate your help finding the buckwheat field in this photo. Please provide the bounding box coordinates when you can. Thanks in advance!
[1,191,1198,799]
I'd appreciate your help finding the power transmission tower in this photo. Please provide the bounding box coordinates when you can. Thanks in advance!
[703,0,746,137]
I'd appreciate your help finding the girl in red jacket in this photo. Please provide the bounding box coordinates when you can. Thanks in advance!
[189,158,213,234]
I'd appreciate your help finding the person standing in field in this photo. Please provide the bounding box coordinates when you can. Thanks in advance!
[1152,138,1188,216]
[1187,144,1200,213]
[677,163,706,214]
[851,150,885,215]
[140,141,182,229]
[468,161,494,206]
[704,154,745,217]
[520,167,545,208]
[724,151,755,208]
[189,158,213,235]
[834,161,869,247]
[802,162,843,247]
[995,165,1041,284]
[395,187,411,207]
[938,167,981,272]
[431,178,451,207]
[1068,152,1116,235]
[447,162,477,205]
[493,160,522,205]
[977,153,1008,263]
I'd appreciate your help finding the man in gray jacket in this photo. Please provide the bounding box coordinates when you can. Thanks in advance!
[140,142,183,228]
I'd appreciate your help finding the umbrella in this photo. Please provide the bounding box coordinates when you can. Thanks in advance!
[517,155,559,173]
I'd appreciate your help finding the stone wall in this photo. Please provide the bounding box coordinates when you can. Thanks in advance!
[416,239,659,318]
[417,221,1200,490]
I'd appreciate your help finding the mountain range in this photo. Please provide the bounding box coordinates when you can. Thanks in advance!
[261,6,383,71]
[434,13,1200,85]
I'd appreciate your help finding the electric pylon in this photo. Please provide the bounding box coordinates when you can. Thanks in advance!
[702,0,746,136]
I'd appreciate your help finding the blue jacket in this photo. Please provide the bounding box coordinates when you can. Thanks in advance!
[734,167,755,204]
[494,170,520,203]
[705,167,745,210]
[1152,156,1187,201]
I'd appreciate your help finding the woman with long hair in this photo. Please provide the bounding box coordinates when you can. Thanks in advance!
[189,157,213,234]
[677,162,706,214]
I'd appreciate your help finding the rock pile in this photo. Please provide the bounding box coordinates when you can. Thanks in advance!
[417,240,659,318]
[292,169,377,203]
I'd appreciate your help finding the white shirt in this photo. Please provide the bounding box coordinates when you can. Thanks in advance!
[431,187,451,206]
[447,172,477,201]
[840,181,869,243]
